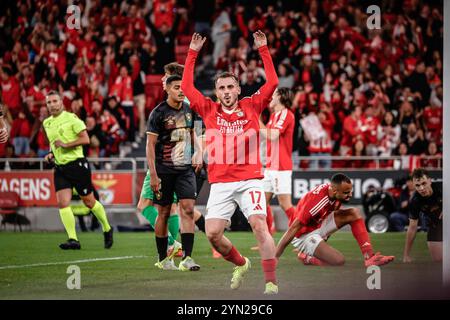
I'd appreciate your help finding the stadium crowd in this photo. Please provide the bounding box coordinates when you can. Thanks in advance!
[0,0,443,170]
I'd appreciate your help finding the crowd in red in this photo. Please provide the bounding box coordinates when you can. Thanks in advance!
[0,0,443,170]
[211,0,443,170]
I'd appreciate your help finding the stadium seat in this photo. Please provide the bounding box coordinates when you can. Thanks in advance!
[0,191,29,232]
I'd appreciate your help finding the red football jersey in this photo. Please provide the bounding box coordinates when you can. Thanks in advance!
[363,116,380,145]
[290,183,342,238]
[423,106,442,133]
[266,108,295,170]
[182,46,278,183]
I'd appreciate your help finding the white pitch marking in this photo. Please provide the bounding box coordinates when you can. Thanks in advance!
[0,255,148,270]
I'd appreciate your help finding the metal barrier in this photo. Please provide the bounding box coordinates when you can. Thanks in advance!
[136,157,148,171]
[1,155,441,172]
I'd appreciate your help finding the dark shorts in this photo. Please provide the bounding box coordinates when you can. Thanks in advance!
[196,172,206,195]
[54,158,93,197]
[427,220,442,242]
[155,168,197,206]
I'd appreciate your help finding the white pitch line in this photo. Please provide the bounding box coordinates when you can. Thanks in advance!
[0,255,148,270]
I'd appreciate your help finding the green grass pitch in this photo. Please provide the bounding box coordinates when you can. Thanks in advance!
[0,231,447,300]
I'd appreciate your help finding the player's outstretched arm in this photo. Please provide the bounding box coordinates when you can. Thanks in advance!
[253,30,268,49]
[189,33,206,52]
[403,218,418,263]
[181,33,209,115]
[252,30,278,111]
[252,30,278,113]
[276,219,302,258]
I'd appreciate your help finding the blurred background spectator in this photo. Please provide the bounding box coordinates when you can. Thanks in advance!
[0,0,443,170]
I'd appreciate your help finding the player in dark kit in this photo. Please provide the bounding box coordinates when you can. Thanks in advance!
[147,75,200,271]
[403,168,442,262]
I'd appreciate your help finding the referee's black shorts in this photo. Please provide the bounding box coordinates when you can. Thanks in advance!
[54,158,93,196]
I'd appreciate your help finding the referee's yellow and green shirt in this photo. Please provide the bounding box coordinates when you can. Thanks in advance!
[43,111,86,165]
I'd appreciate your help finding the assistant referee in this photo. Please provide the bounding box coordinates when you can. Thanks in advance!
[43,91,113,250]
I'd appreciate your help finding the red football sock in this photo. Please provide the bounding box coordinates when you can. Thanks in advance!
[298,252,329,266]
[223,246,246,266]
[266,206,274,233]
[285,207,295,219]
[302,255,328,266]
[261,259,277,284]
[309,256,328,266]
[350,218,374,259]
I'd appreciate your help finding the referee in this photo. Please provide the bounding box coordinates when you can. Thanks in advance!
[43,91,113,250]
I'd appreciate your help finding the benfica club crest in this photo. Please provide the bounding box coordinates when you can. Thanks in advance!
[93,174,118,205]
[235,108,244,117]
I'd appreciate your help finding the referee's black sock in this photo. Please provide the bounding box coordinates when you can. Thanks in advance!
[155,236,169,262]
[181,233,194,258]
[195,214,205,232]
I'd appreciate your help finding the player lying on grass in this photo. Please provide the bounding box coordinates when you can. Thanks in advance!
[276,173,395,267]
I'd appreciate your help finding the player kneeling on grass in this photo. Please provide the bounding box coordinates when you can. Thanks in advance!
[403,168,442,263]
[43,91,113,250]
[276,173,395,267]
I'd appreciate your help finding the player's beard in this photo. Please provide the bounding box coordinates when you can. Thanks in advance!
[340,198,351,203]
[220,95,237,109]
[50,105,64,116]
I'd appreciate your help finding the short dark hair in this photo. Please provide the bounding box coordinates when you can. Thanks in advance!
[46,90,61,99]
[214,72,239,87]
[165,75,182,86]
[277,87,293,108]
[331,173,352,185]
[411,168,430,180]
[164,62,184,76]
